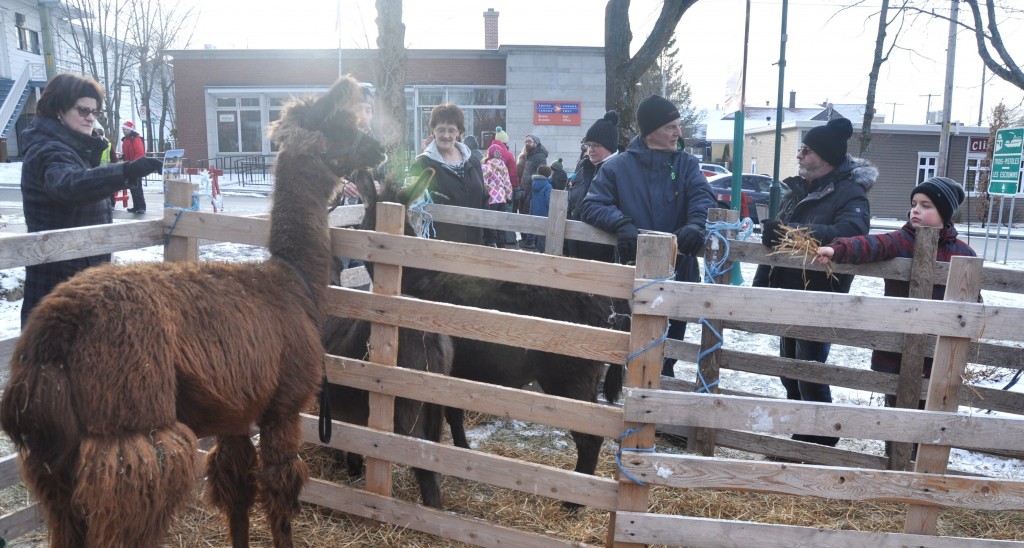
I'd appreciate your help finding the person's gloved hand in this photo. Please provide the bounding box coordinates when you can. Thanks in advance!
[124,157,163,180]
[675,224,706,256]
[761,218,783,248]
[611,216,639,264]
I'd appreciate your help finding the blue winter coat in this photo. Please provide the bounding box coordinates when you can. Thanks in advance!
[579,135,716,281]
[530,175,551,218]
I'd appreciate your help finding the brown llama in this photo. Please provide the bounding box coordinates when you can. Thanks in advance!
[0,75,384,548]
[353,173,627,511]
[322,314,453,508]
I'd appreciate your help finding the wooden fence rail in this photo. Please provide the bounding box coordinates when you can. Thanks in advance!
[0,180,1021,546]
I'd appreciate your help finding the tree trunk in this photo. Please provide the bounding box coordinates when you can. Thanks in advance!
[375,0,408,180]
[860,0,891,157]
[604,0,696,144]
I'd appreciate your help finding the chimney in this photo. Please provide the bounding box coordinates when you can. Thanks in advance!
[789,90,796,109]
[483,8,499,50]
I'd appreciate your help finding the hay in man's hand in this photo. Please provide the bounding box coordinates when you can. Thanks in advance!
[766,224,836,284]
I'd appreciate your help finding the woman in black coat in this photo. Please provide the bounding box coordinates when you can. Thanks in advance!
[19,73,162,326]
[410,103,486,245]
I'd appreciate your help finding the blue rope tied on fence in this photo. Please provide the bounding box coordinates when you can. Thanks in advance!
[694,317,722,393]
[1003,368,1023,391]
[624,274,675,364]
[702,218,754,283]
[615,425,655,486]
[408,189,436,239]
[162,200,200,246]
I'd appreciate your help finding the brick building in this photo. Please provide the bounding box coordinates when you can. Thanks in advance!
[167,42,606,171]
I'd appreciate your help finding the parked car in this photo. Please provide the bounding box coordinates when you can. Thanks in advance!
[700,163,731,177]
[707,173,788,224]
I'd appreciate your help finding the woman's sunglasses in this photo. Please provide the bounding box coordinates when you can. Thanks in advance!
[73,106,103,118]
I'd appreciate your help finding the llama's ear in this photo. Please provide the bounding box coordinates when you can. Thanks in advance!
[305,75,360,130]
[397,168,434,206]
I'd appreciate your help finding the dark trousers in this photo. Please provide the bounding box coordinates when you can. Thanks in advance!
[779,336,839,446]
[483,201,507,247]
[128,178,146,211]
[662,319,687,377]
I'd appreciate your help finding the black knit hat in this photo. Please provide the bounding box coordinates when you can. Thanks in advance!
[912,176,965,224]
[802,117,854,167]
[636,95,680,137]
[585,111,620,152]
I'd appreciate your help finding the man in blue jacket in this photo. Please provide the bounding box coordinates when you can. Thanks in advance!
[580,94,717,377]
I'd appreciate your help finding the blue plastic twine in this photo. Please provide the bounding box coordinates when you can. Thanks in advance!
[694,317,722,393]
[162,200,200,246]
[615,426,655,486]
[702,218,754,283]
[409,188,436,239]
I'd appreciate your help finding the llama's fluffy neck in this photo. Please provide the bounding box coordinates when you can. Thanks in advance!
[267,151,337,317]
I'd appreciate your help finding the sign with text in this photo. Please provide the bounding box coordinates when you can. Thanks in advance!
[990,127,1023,194]
[967,136,989,154]
[534,101,581,126]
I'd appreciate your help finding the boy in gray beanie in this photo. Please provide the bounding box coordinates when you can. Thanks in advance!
[814,176,975,446]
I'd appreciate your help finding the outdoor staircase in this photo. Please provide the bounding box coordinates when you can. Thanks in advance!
[0,63,45,140]
[0,78,31,138]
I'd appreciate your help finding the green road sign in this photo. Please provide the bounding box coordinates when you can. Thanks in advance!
[990,127,1023,194]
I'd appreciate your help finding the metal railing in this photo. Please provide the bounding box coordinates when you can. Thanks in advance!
[0,63,42,137]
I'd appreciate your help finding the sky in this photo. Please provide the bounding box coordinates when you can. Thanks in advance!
[183,1,1022,126]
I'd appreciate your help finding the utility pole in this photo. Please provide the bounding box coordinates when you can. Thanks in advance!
[920,93,939,123]
[978,64,986,127]
[885,102,903,123]
[769,0,789,219]
[936,0,958,177]
[38,0,61,80]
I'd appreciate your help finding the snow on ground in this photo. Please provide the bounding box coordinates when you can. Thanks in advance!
[0,161,1019,479]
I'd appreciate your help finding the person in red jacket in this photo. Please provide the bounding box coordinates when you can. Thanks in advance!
[120,120,147,213]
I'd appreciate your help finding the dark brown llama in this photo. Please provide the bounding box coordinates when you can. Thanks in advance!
[354,174,626,510]
[322,315,453,508]
[0,76,384,548]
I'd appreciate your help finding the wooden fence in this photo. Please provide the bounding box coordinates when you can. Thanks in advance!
[0,180,1022,546]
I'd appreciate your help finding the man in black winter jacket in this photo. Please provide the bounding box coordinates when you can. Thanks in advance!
[753,117,877,447]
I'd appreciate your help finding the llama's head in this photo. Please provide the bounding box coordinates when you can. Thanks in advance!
[269,75,385,177]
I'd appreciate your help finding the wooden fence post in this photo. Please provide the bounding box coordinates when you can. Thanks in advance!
[607,231,676,548]
[544,189,568,256]
[364,202,405,499]
[693,208,739,456]
[889,226,940,470]
[903,255,983,535]
[164,178,198,262]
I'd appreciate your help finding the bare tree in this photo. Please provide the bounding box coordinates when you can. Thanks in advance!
[375,0,408,178]
[130,0,196,151]
[964,0,1023,91]
[604,0,697,143]
[58,0,138,137]
[636,37,702,139]
[859,1,915,156]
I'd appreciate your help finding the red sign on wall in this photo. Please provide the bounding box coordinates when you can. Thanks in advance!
[968,136,989,153]
[534,101,581,126]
